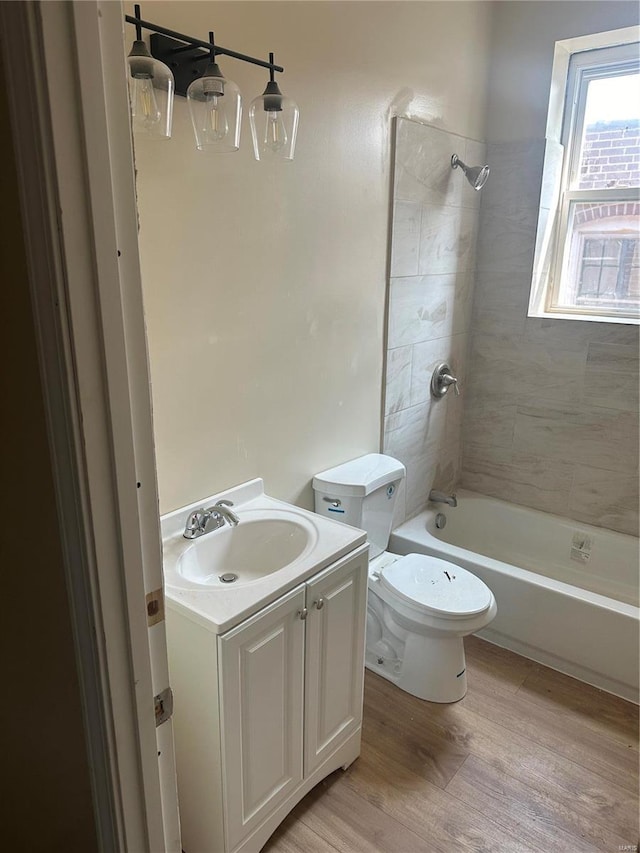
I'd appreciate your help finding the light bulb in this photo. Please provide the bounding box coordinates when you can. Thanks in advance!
[130,75,161,129]
[202,92,229,142]
[127,37,174,139]
[264,110,288,152]
[187,61,241,153]
[249,66,299,161]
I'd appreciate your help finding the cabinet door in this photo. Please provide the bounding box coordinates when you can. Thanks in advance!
[304,546,368,775]
[218,585,305,851]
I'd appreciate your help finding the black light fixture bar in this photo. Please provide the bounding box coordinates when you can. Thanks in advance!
[149,35,220,98]
[124,12,284,74]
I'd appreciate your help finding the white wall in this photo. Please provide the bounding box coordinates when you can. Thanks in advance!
[486,1,639,142]
[132,1,492,513]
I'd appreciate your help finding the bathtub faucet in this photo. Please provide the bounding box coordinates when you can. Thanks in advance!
[429,490,457,508]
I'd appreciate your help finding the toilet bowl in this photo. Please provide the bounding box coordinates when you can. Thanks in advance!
[313,453,497,703]
[366,551,496,702]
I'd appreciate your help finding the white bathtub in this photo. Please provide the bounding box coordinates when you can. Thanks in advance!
[389,489,640,702]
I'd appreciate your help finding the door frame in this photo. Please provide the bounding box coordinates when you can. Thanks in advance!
[0,1,178,849]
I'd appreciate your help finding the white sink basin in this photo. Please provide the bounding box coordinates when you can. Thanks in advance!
[161,478,367,633]
[177,511,316,587]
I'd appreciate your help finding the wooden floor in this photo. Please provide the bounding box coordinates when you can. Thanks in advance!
[264,636,639,853]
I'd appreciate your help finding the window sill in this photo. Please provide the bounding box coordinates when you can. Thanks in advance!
[527,308,640,325]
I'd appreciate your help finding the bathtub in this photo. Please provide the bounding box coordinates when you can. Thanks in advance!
[389,489,640,702]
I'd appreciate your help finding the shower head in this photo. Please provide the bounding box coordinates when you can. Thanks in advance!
[451,153,490,191]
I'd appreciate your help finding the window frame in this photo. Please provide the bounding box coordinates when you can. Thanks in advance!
[528,27,640,326]
[548,42,640,321]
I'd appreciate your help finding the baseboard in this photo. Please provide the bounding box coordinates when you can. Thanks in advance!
[477,627,639,704]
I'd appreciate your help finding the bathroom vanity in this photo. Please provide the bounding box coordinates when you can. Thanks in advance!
[161,479,368,853]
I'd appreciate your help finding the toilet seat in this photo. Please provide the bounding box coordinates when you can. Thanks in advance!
[379,553,492,618]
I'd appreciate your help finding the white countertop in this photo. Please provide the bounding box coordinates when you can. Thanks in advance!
[161,478,367,634]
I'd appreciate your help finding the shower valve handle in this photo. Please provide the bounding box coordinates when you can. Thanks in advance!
[442,374,460,396]
[431,363,460,399]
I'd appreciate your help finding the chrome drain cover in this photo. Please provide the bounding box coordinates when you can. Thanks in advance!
[219,572,238,583]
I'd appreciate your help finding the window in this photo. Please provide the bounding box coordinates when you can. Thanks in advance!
[575,232,639,308]
[531,35,640,324]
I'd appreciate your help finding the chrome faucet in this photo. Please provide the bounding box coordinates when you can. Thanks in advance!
[183,499,240,539]
[429,490,457,508]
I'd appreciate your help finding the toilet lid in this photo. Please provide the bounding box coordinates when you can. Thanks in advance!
[379,553,492,617]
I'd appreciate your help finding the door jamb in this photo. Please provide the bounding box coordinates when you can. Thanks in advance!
[0,2,176,849]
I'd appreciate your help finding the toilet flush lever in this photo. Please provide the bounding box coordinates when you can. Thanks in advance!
[323,497,341,508]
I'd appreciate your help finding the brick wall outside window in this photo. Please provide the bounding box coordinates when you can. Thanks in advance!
[579,118,640,189]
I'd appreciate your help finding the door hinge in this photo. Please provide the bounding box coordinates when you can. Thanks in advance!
[154,686,173,727]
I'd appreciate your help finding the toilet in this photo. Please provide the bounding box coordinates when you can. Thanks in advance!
[313,453,497,703]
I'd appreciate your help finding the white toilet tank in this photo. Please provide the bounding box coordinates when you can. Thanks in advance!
[312,454,406,558]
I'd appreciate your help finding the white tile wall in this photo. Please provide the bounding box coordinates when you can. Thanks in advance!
[383,118,484,523]
[461,138,640,536]
[388,129,640,535]
[388,273,473,348]
[390,201,422,277]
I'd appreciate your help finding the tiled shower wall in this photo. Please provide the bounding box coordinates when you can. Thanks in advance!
[383,118,485,525]
[461,139,639,537]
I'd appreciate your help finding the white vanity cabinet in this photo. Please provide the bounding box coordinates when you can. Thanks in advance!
[167,543,368,853]
[218,585,305,849]
[303,553,369,776]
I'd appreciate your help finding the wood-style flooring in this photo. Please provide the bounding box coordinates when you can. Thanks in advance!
[264,636,639,853]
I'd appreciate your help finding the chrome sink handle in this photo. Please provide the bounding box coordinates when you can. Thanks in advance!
[207,500,240,527]
[183,509,209,539]
[183,500,239,539]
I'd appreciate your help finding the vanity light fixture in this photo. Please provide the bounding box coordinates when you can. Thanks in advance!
[124,7,298,159]
[187,33,242,153]
[451,154,490,191]
[126,5,174,139]
[249,53,299,161]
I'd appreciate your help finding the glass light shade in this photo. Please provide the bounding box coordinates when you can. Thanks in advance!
[249,90,299,161]
[187,67,242,153]
[127,41,174,139]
